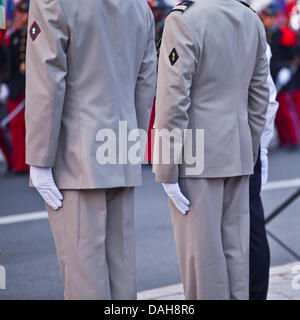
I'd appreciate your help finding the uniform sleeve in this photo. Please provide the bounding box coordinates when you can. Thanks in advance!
[248,21,270,164]
[260,45,279,153]
[152,12,198,183]
[25,0,69,167]
[134,7,157,133]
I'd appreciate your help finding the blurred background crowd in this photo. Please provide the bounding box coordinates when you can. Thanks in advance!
[0,0,300,174]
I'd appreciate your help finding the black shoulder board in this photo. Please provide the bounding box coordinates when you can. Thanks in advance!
[238,1,256,13]
[171,1,194,15]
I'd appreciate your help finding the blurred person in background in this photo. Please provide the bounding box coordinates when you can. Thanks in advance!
[0,12,12,170]
[0,32,9,109]
[146,0,179,164]
[146,0,167,163]
[249,42,279,301]
[6,0,29,172]
[248,2,278,301]
[148,0,168,45]
[0,0,5,29]
[288,1,300,135]
[260,3,300,147]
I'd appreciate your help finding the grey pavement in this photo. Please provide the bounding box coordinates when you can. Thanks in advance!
[0,146,300,299]
[138,262,300,300]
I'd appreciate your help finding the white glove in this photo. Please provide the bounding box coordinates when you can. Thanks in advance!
[30,166,63,210]
[0,83,9,104]
[162,183,190,215]
[277,68,292,88]
[261,149,269,186]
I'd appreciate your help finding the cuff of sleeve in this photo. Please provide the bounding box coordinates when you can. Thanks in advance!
[152,164,179,184]
[26,153,55,168]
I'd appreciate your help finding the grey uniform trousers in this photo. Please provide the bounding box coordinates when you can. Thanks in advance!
[170,176,250,300]
[46,187,136,300]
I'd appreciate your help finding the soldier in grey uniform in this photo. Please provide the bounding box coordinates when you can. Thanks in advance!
[25,0,156,300]
[153,0,269,300]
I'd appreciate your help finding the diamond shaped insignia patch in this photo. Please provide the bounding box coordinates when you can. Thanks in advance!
[169,48,179,66]
[29,21,41,41]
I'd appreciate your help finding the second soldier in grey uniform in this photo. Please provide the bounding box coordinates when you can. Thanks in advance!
[153,0,269,300]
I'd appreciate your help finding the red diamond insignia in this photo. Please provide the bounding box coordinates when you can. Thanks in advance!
[29,21,41,41]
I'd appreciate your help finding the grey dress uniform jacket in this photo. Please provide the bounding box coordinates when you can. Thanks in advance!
[26,0,157,189]
[153,0,270,183]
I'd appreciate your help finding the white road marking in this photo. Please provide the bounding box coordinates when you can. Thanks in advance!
[0,211,47,226]
[262,179,300,191]
[0,179,299,226]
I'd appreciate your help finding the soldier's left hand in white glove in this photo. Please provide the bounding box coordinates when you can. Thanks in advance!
[261,149,269,186]
[162,183,190,215]
[30,166,63,210]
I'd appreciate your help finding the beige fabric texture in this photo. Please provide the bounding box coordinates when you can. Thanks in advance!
[153,0,269,183]
[26,0,157,189]
[170,176,250,300]
[46,187,136,300]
